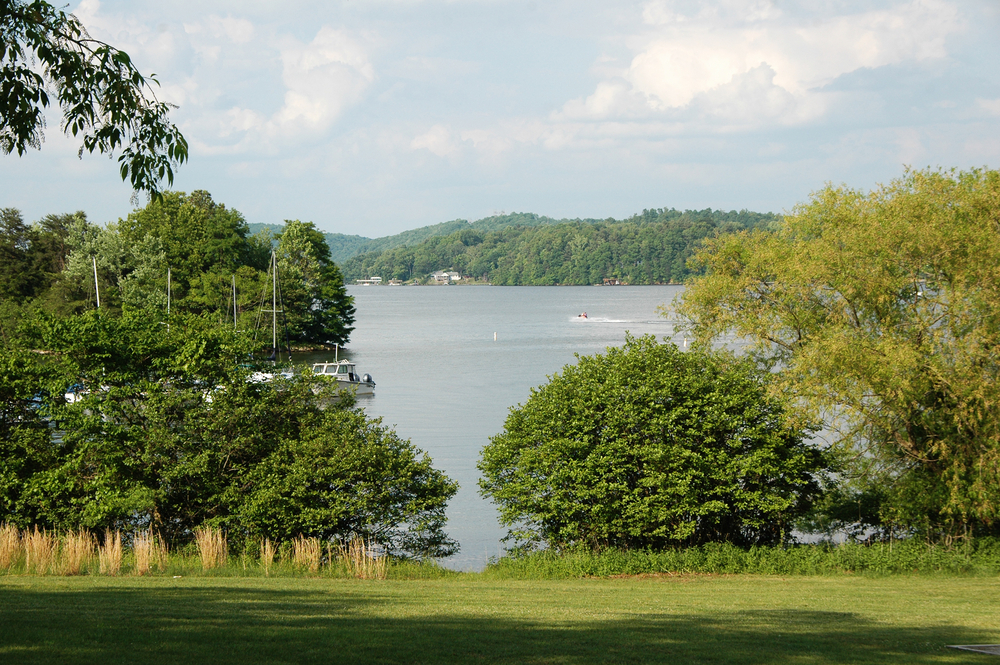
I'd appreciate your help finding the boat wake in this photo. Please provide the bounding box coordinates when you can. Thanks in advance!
[570,316,630,323]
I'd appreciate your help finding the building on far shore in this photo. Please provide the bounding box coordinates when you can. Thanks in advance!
[430,271,462,284]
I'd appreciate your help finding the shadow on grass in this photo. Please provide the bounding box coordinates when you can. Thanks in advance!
[0,583,992,664]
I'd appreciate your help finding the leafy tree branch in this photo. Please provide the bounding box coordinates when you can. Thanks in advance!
[2,0,187,196]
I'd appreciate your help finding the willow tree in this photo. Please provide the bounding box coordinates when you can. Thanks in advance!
[677,168,1000,539]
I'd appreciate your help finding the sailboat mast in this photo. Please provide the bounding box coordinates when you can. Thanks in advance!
[167,266,171,317]
[93,257,101,308]
[272,251,277,355]
[232,274,237,328]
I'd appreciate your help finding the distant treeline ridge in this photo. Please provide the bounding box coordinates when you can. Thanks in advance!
[331,208,780,285]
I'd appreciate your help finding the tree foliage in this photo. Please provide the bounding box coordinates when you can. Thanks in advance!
[478,335,823,552]
[0,308,457,556]
[342,209,778,285]
[0,207,80,302]
[0,192,355,346]
[1,0,187,194]
[275,220,355,345]
[677,167,1000,539]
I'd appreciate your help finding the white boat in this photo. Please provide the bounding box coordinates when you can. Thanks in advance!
[248,369,295,384]
[312,360,376,396]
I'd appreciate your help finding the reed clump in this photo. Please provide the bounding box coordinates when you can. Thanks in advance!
[24,527,57,575]
[0,524,20,570]
[260,538,276,575]
[340,537,387,580]
[98,530,123,576]
[292,536,322,573]
[132,529,166,575]
[60,530,94,575]
[194,527,227,570]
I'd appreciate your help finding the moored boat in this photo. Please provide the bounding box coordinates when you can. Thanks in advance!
[312,360,375,396]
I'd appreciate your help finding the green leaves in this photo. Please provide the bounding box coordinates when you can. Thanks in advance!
[275,220,356,345]
[679,167,1000,538]
[479,335,823,552]
[0,309,456,555]
[1,0,187,196]
[341,210,779,285]
[237,409,458,557]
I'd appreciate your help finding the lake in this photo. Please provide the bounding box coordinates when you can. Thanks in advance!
[298,284,685,570]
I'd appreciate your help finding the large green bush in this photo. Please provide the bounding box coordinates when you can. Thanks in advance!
[479,335,825,551]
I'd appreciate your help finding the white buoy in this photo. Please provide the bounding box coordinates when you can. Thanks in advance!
[494,332,497,341]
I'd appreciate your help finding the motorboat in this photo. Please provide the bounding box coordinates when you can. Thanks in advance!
[312,360,375,396]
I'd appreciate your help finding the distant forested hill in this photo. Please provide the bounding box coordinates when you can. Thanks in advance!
[249,213,606,264]
[350,213,618,261]
[250,208,778,283]
[340,208,779,285]
[247,223,370,263]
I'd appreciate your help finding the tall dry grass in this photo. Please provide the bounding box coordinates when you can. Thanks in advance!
[60,530,94,575]
[99,530,123,576]
[132,529,167,575]
[260,538,276,575]
[0,524,20,570]
[24,527,57,575]
[292,536,321,573]
[194,527,227,570]
[339,537,387,580]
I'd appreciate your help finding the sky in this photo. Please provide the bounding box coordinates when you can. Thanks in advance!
[2,0,999,238]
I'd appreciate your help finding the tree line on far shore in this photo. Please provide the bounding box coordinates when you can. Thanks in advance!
[340,208,779,285]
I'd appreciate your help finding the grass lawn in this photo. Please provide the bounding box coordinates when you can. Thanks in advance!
[1,574,998,664]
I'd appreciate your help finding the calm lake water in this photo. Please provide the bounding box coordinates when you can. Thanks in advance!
[298,285,685,570]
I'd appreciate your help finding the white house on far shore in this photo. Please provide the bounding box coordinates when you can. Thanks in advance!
[430,271,462,284]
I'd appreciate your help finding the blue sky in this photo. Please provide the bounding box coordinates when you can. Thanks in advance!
[2,0,999,237]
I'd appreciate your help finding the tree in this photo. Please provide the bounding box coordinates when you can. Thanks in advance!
[0,208,35,299]
[2,0,187,195]
[276,220,355,346]
[0,308,458,556]
[478,335,824,552]
[119,190,269,300]
[237,409,458,557]
[0,207,86,304]
[677,167,1000,539]
[113,190,273,321]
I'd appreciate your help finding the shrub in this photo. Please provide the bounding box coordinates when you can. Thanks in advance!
[479,335,825,551]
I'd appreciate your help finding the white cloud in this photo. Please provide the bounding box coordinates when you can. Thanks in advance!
[269,27,374,135]
[16,0,990,239]
[979,98,1000,116]
[73,2,375,153]
[411,125,460,157]
[559,0,963,127]
[211,15,255,44]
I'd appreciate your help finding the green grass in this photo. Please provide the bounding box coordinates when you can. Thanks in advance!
[482,540,1000,579]
[1,574,998,664]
